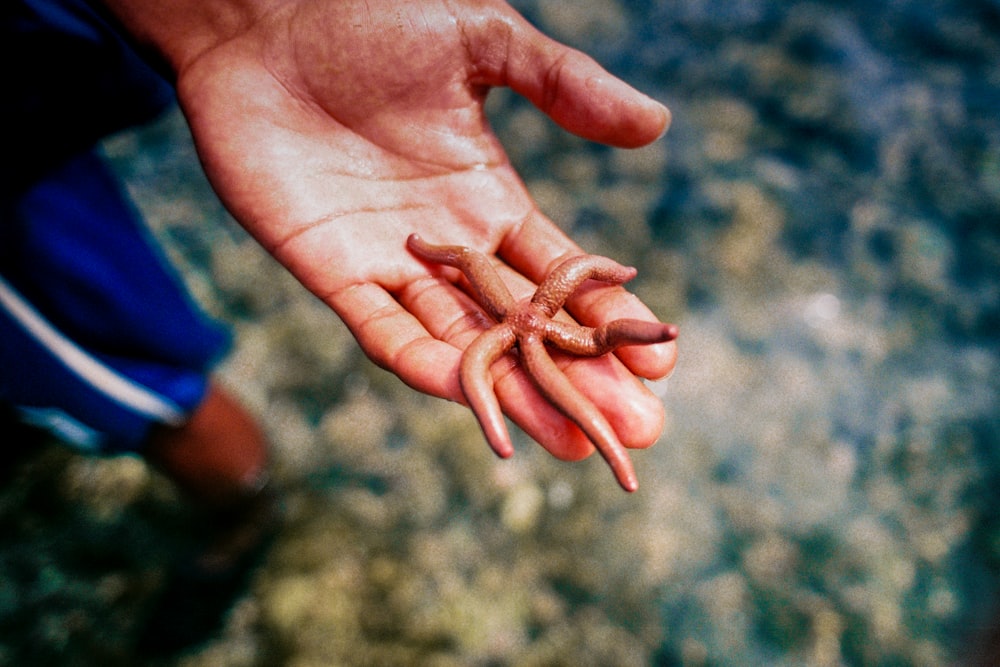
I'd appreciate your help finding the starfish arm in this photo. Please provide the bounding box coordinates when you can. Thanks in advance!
[519,334,639,492]
[531,255,638,317]
[459,324,519,459]
[543,318,679,356]
[407,234,513,321]
[594,319,679,350]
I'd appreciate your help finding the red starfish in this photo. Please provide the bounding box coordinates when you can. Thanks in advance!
[407,234,678,492]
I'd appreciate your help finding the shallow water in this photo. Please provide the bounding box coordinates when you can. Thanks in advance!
[2,1,999,665]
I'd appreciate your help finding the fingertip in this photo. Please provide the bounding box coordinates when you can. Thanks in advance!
[565,71,673,148]
[651,336,680,379]
[611,374,667,450]
[654,100,672,140]
[613,93,672,148]
[614,334,678,383]
[626,398,666,450]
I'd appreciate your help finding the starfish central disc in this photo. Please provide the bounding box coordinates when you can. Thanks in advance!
[507,302,551,336]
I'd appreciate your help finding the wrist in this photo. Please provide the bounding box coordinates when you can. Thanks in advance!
[96,0,283,75]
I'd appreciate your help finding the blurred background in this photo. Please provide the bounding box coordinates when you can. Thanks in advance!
[1,0,998,665]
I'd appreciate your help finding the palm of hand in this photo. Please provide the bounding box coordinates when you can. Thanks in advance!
[175,0,676,465]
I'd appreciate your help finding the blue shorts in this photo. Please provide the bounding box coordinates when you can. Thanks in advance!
[1,0,230,454]
[0,152,231,454]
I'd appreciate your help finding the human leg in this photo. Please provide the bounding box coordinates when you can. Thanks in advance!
[1,150,279,652]
[145,382,270,510]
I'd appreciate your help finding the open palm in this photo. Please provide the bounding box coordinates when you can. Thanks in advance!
[174,0,677,464]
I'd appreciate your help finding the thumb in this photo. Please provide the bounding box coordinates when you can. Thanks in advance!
[469,13,670,148]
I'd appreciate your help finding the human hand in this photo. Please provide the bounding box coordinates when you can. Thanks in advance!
[114,0,678,464]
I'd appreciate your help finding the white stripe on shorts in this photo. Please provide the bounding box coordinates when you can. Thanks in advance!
[0,274,185,425]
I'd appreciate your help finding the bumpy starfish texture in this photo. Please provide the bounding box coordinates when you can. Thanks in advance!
[407,234,678,492]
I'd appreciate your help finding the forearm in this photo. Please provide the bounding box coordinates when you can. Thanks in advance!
[96,0,281,75]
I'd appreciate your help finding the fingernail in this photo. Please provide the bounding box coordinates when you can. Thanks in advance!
[653,101,672,139]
